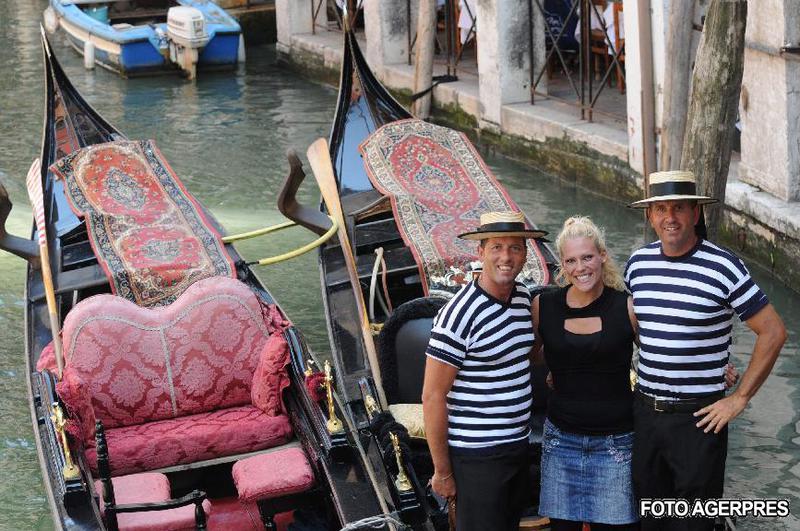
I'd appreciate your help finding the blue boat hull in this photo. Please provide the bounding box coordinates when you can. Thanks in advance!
[51,0,241,77]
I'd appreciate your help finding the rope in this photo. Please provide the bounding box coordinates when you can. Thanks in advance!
[369,247,390,320]
[410,74,459,102]
[222,220,295,242]
[244,217,338,266]
[339,514,410,530]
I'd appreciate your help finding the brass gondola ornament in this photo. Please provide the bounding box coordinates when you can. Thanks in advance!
[364,393,379,419]
[390,432,412,492]
[50,402,80,480]
[324,360,344,434]
[304,358,316,377]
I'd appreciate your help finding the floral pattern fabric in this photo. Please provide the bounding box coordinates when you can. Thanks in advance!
[85,405,293,475]
[58,277,292,473]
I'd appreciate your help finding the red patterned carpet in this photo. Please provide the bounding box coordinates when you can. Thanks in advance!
[360,119,549,295]
[51,140,235,307]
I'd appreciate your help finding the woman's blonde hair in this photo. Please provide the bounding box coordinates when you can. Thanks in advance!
[554,216,625,291]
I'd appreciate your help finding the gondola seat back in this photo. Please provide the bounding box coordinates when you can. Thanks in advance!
[377,296,447,405]
[57,276,295,475]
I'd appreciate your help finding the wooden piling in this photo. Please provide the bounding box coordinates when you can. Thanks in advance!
[412,0,436,118]
[680,0,747,239]
[659,0,695,171]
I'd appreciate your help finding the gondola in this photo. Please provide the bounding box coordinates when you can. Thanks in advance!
[0,29,400,531]
[281,17,559,530]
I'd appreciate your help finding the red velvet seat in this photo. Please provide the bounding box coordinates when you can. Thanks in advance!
[232,447,316,530]
[94,473,212,531]
[86,405,293,476]
[232,447,315,502]
[56,276,294,476]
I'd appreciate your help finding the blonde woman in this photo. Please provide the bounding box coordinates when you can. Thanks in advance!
[532,216,639,530]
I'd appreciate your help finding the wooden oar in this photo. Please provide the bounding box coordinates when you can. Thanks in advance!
[25,159,64,379]
[306,138,388,409]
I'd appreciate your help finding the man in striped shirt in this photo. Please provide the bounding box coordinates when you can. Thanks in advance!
[422,211,545,531]
[625,171,786,530]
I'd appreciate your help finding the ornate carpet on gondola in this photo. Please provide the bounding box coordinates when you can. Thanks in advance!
[359,119,549,296]
[51,140,235,307]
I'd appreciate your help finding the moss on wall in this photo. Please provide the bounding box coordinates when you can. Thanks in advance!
[277,47,340,87]
[719,210,800,292]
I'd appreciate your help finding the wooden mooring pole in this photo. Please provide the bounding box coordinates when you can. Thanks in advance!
[680,0,747,239]
[659,0,695,171]
[412,0,436,118]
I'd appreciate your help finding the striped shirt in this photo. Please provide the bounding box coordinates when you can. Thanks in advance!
[426,281,534,450]
[624,239,768,400]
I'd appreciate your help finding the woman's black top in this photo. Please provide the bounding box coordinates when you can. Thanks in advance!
[538,286,635,435]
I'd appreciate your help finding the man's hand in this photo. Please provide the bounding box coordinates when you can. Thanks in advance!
[430,472,456,499]
[694,394,748,433]
[724,362,739,388]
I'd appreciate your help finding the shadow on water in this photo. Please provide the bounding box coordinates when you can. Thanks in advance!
[0,2,796,528]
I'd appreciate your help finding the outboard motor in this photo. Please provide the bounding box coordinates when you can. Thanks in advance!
[166,6,208,79]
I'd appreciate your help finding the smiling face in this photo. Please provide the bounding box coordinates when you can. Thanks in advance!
[477,236,527,300]
[560,236,606,296]
[647,199,700,256]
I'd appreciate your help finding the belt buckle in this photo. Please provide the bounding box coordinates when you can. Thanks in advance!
[653,398,665,412]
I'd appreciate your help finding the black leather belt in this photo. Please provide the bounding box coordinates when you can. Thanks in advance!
[635,390,724,413]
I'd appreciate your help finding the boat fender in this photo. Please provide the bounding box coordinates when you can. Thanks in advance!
[43,6,59,34]
[83,41,95,70]
[237,34,246,64]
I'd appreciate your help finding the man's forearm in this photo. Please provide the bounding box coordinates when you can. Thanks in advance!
[423,394,452,476]
[733,329,784,402]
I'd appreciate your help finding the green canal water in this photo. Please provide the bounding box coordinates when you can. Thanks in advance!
[0,1,797,528]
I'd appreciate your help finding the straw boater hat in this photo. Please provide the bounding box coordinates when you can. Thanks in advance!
[458,211,548,240]
[629,170,718,208]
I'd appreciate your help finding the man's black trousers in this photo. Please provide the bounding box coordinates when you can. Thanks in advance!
[451,440,533,531]
[633,398,728,531]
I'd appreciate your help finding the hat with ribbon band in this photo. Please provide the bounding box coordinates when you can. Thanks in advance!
[629,170,718,208]
[458,211,548,240]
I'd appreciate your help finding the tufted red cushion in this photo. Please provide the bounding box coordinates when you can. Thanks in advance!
[232,447,315,502]
[251,334,291,416]
[60,276,288,445]
[93,472,212,531]
[85,405,293,476]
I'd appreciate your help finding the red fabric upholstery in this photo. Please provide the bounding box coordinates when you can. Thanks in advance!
[94,472,212,531]
[232,447,315,503]
[57,276,295,475]
[251,335,291,416]
[61,276,287,439]
[36,340,56,373]
[85,406,293,476]
[56,370,97,445]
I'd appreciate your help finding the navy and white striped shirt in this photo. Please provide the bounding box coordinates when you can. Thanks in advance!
[625,239,769,400]
[426,281,534,449]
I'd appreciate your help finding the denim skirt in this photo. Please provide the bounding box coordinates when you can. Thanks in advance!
[538,418,638,524]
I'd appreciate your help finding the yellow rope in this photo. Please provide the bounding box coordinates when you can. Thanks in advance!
[221,220,297,243]
[251,217,338,266]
